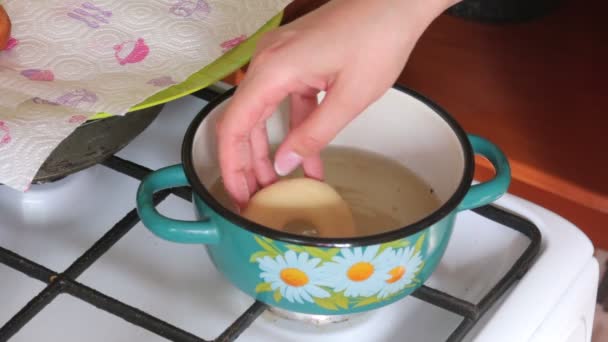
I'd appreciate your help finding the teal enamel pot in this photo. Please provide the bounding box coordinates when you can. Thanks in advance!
[136,85,511,316]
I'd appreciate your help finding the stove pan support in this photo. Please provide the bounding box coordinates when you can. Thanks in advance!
[0,86,542,342]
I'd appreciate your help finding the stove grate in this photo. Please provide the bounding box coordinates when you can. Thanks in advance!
[0,90,541,342]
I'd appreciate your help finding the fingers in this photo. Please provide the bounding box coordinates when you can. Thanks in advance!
[250,114,278,187]
[216,129,255,210]
[274,75,367,176]
[287,93,324,180]
[216,67,289,208]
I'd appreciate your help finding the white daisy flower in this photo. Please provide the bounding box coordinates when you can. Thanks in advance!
[318,245,392,298]
[258,250,330,304]
[377,246,423,299]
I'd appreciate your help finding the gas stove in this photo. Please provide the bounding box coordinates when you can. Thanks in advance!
[0,86,599,342]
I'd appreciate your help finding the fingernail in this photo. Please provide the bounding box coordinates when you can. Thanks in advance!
[274,151,303,176]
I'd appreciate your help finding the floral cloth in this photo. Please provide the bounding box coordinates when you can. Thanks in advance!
[0,0,290,190]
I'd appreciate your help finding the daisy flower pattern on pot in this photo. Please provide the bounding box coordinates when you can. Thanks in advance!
[257,250,329,304]
[377,246,423,299]
[318,245,392,297]
[250,232,427,311]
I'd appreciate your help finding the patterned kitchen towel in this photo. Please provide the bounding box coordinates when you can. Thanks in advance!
[0,0,291,190]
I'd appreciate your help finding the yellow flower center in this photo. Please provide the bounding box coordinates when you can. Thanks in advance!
[387,266,406,284]
[347,262,375,281]
[280,268,309,287]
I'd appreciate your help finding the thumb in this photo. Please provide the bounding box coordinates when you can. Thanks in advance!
[274,77,368,176]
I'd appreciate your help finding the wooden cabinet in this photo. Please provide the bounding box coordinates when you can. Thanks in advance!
[397,0,608,248]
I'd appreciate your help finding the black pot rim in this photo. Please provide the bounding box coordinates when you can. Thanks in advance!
[182,84,474,247]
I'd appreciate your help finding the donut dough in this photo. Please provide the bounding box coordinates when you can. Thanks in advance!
[242,178,356,238]
[0,6,10,51]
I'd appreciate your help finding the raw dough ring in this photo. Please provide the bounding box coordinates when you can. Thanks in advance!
[0,5,11,51]
[242,178,356,238]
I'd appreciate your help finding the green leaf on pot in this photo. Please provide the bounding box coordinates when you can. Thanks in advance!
[382,292,401,301]
[332,291,349,309]
[353,296,380,308]
[286,244,305,253]
[314,297,339,311]
[413,232,426,255]
[302,246,340,262]
[255,282,273,293]
[405,282,419,289]
[416,261,425,275]
[249,251,271,263]
[254,236,281,257]
[327,248,340,259]
[273,288,282,302]
[378,239,410,254]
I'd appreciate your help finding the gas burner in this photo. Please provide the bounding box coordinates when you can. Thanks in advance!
[266,306,368,326]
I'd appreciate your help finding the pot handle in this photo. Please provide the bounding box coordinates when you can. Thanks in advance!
[457,135,511,211]
[136,164,220,244]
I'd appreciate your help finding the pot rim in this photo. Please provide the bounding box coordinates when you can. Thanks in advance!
[181,85,474,247]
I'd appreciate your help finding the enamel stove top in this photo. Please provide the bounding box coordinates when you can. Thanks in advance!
[0,87,599,342]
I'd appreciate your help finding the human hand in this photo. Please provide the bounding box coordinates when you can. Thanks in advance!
[216,0,457,209]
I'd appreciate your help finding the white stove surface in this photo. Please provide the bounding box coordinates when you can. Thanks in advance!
[0,94,598,342]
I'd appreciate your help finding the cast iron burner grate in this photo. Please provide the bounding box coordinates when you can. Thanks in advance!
[0,89,541,342]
